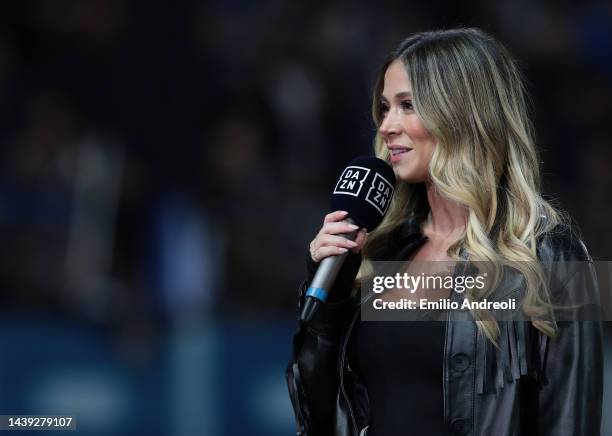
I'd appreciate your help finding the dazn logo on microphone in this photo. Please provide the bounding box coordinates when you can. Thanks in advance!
[333,166,370,197]
[366,173,393,215]
[333,165,393,216]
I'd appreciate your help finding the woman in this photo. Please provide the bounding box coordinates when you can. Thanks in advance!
[287,28,602,436]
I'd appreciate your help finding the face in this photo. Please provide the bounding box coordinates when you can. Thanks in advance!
[379,60,436,183]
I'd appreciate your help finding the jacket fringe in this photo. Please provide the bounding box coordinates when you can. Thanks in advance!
[477,320,550,394]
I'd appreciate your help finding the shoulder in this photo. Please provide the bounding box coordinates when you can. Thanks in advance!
[537,221,592,262]
[536,221,600,313]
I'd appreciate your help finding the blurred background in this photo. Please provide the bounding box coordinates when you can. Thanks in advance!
[0,1,610,435]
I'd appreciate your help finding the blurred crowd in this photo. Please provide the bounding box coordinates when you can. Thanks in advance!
[0,1,611,435]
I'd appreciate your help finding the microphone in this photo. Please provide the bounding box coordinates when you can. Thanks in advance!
[300,156,396,325]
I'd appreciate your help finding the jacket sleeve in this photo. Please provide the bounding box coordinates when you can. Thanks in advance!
[286,252,362,435]
[536,259,603,435]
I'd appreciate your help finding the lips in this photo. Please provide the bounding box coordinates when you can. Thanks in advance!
[388,145,412,163]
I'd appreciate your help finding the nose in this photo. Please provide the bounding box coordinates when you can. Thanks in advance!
[378,111,399,138]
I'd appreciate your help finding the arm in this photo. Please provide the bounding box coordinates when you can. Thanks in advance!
[286,252,362,435]
[286,210,366,435]
[537,320,602,435]
[537,252,603,435]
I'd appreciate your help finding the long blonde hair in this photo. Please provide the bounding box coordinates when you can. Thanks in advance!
[363,28,561,341]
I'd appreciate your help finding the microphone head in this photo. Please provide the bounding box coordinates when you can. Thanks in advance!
[331,156,396,231]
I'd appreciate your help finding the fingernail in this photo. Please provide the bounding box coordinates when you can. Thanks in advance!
[340,211,349,215]
[339,248,348,252]
[348,240,358,246]
[348,224,358,230]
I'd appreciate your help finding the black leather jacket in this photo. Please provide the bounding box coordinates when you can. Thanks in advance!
[286,223,603,435]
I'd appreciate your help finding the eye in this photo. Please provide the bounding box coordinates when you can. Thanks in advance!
[379,102,389,115]
[401,100,414,111]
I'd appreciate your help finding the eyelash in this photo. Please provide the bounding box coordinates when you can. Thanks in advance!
[401,100,413,110]
[379,100,413,115]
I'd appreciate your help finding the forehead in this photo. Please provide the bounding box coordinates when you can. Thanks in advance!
[382,60,412,94]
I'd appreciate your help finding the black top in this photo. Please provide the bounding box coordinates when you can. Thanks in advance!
[348,319,449,435]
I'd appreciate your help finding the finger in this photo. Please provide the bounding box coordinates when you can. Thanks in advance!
[323,210,349,224]
[312,245,349,262]
[350,229,368,254]
[354,229,367,246]
[320,221,359,236]
[317,234,359,249]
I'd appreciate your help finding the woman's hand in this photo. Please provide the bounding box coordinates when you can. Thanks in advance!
[309,210,368,263]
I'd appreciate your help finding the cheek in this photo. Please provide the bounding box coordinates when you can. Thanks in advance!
[406,117,432,141]
[408,124,435,181]
[421,141,435,164]
[406,119,435,160]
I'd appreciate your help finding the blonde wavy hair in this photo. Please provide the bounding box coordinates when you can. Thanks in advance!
[361,28,562,341]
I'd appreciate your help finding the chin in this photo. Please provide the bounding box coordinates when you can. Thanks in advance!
[394,166,426,183]
[399,176,423,183]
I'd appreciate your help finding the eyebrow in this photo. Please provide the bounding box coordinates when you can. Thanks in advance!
[380,91,412,102]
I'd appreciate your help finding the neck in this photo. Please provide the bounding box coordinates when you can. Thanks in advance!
[423,182,468,239]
